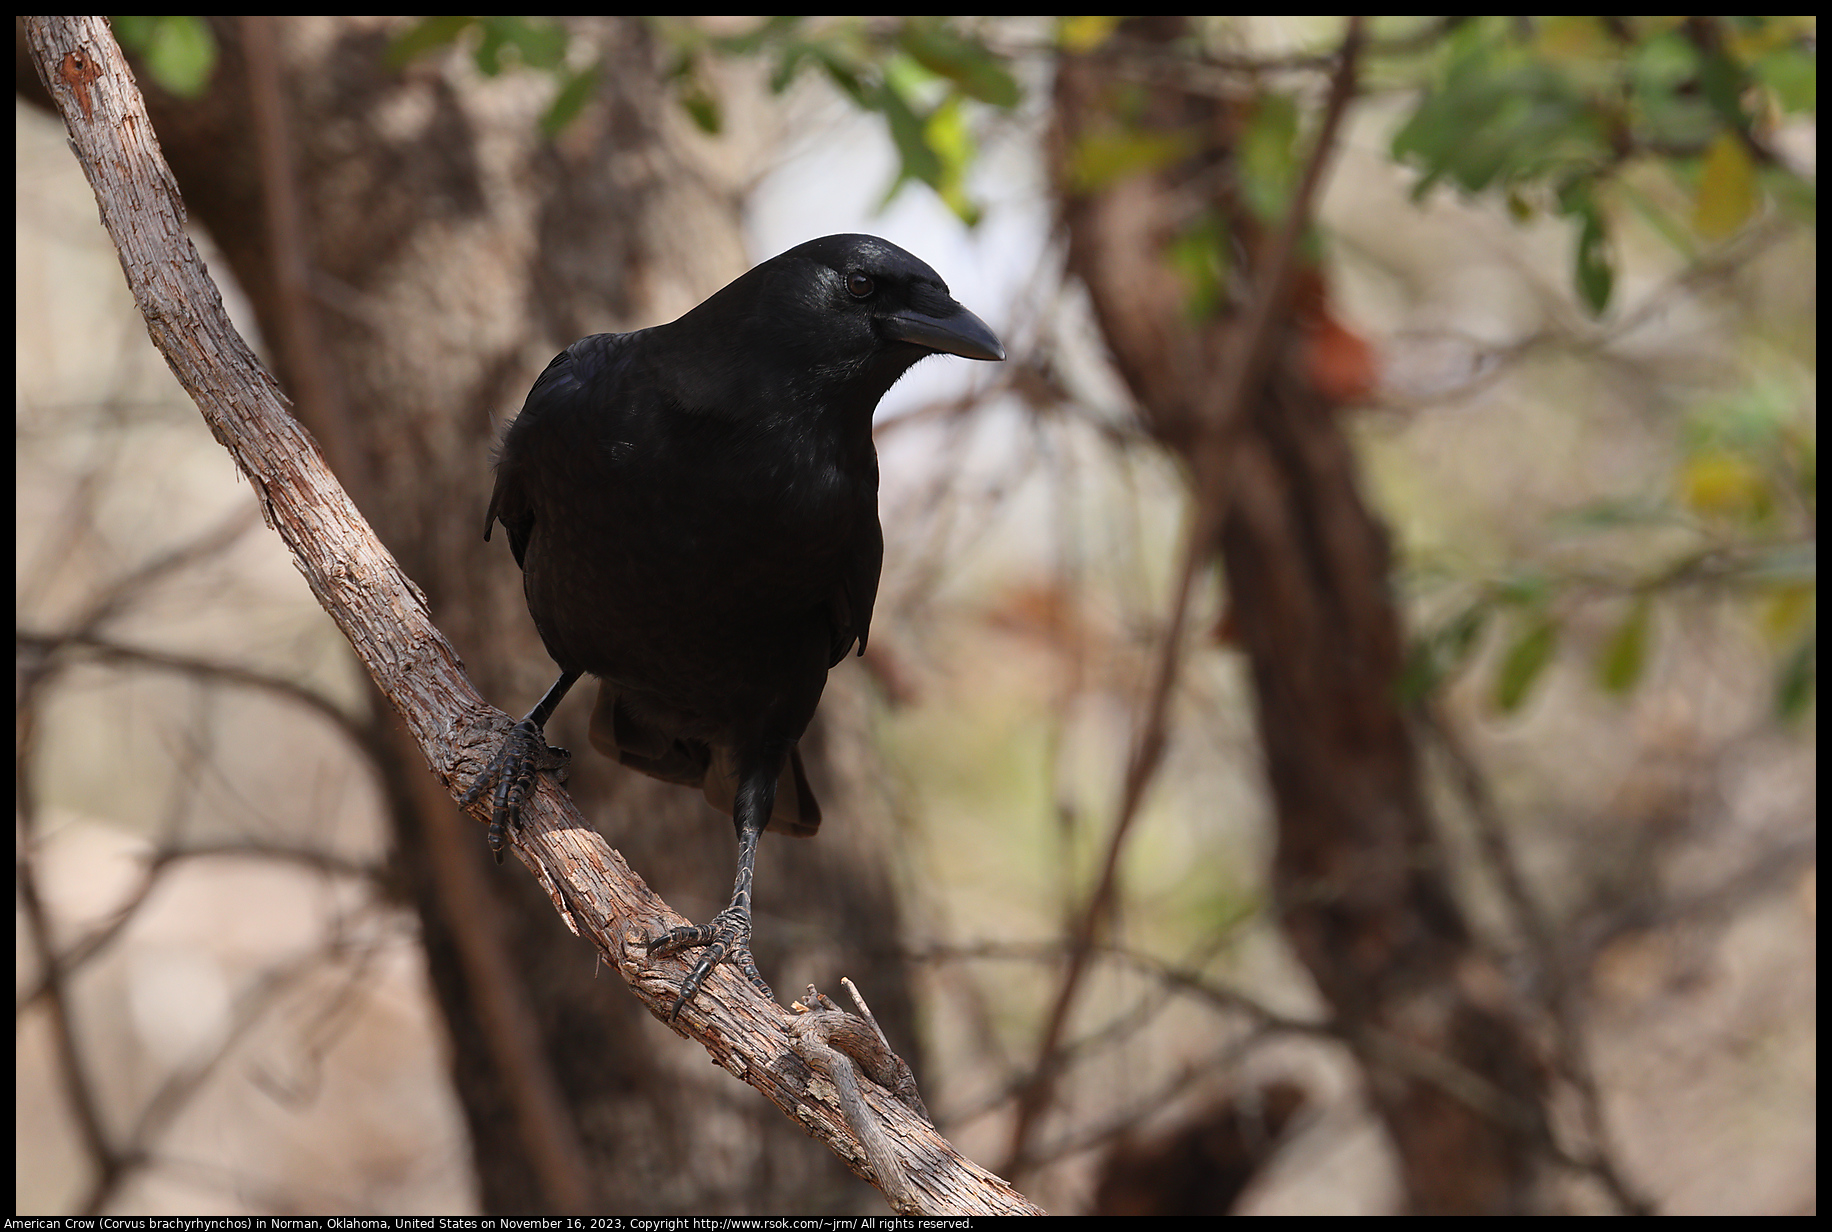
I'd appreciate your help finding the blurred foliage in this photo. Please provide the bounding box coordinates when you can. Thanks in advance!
[1404,371,1816,721]
[388,16,1025,222]
[653,16,1022,227]
[111,16,217,98]
[322,15,1826,722]
[387,16,598,135]
[1391,16,1817,314]
[384,17,1816,303]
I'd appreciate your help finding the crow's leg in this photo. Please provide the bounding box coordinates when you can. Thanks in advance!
[648,759,778,1020]
[461,669,581,862]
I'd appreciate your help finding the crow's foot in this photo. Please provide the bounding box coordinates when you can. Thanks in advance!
[460,718,570,863]
[647,904,774,1020]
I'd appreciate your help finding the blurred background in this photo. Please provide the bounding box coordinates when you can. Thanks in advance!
[16,16,1815,1215]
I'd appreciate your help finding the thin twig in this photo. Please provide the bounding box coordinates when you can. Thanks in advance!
[16,630,370,750]
[239,15,363,491]
[1003,14,1368,1179]
[15,795,127,1204]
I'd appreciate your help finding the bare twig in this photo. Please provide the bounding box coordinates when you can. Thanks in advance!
[238,14,363,492]
[16,629,369,750]
[1004,14,1368,1178]
[15,800,124,1208]
[1420,705,1652,1213]
[790,981,936,1214]
[13,836,378,1019]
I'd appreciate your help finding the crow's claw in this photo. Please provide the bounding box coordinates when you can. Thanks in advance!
[461,718,570,863]
[647,904,774,1020]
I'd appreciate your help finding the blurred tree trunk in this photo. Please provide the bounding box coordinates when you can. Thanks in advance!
[1052,19,1552,1213]
[18,14,915,1214]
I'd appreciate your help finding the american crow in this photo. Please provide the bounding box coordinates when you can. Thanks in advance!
[465,234,1004,1019]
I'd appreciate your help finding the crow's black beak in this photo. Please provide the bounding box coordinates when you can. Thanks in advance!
[883,303,1006,362]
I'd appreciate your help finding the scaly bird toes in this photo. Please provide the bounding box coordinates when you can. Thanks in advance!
[647,905,774,1020]
[460,718,570,863]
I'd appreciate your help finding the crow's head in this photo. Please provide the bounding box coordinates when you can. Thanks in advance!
[769,232,1004,365]
[671,234,1003,413]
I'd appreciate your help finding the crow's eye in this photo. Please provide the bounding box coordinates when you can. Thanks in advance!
[846,272,875,298]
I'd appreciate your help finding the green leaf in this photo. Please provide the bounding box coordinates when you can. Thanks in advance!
[663,52,723,134]
[468,17,568,76]
[1393,54,1600,199]
[110,15,154,44]
[541,65,600,137]
[386,15,477,68]
[1067,127,1199,195]
[1493,612,1560,713]
[1240,94,1300,224]
[1631,32,1718,150]
[1558,182,1615,314]
[113,15,217,97]
[813,46,870,107]
[500,17,569,71]
[1166,211,1230,320]
[1574,206,1614,313]
[679,84,721,134]
[1775,627,1816,721]
[472,21,510,75]
[1400,640,1442,703]
[1596,596,1652,694]
[1399,601,1490,703]
[1443,602,1491,664]
[1754,44,1817,113]
[923,95,982,225]
[1695,40,1752,129]
[896,21,1020,109]
[879,80,942,184]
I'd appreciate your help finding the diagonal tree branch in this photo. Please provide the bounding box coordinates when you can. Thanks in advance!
[20,15,1039,1216]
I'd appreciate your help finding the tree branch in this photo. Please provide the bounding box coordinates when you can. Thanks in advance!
[20,15,1039,1216]
[1005,13,1367,1179]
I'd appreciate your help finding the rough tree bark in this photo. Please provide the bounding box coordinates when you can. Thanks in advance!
[1050,17,1554,1213]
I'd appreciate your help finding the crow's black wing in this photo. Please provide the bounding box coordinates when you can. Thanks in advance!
[831,501,883,667]
[484,332,640,568]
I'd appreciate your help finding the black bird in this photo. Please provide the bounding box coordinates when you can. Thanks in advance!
[464,234,1004,1019]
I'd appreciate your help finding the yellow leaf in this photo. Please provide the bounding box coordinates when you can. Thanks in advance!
[1068,128,1198,194]
[1694,130,1758,239]
[1761,584,1815,645]
[1681,449,1771,520]
[1058,16,1122,54]
[1536,16,1610,59]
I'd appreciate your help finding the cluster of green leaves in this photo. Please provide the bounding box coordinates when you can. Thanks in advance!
[1391,16,1817,314]
[1178,93,1315,320]
[387,17,598,136]
[1405,377,1816,721]
[111,16,217,99]
[654,17,1022,226]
